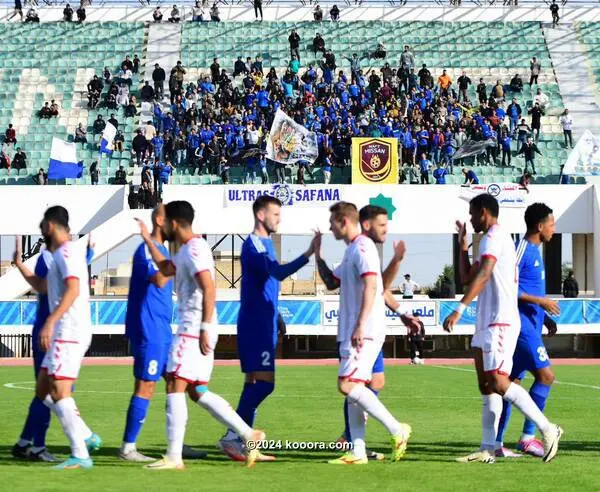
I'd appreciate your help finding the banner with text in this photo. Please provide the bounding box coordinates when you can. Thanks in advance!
[224,184,343,208]
[323,299,436,327]
[459,183,528,208]
[351,138,399,184]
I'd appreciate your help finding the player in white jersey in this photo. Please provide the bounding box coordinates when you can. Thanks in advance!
[443,193,563,464]
[35,206,100,470]
[136,200,265,470]
[313,201,412,465]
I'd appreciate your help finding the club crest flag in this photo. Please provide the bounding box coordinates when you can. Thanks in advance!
[266,109,318,165]
[352,138,398,184]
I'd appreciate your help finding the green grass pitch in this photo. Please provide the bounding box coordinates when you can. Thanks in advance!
[0,364,599,491]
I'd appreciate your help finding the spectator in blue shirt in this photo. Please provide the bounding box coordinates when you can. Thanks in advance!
[433,163,449,184]
[419,153,432,184]
[500,129,512,167]
[507,98,522,134]
[462,167,479,185]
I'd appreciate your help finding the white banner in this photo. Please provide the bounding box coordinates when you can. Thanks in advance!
[459,183,528,208]
[266,109,318,164]
[224,184,342,207]
[563,130,600,176]
[323,299,437,327]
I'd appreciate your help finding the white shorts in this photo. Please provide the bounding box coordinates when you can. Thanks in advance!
[472,322,519,375]
[338,338,384,384]
[167,331,218,385]
[41,333,92,380]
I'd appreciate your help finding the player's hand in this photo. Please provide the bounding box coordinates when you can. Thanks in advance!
[311,229,322,258]
[39,317,56,352]
[392,240,406,262]
[351,324,365,351]
[456,220,468,251]
[541,298,560,316]
[199,330,213,356]
[277,314,287,338]
[544,315,558,337]
[12,235,22,265]
[135,218,151,242]
[400,313,421,334]
[443,311,461,333]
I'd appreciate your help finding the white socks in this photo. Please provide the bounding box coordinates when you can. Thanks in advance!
[166,393,187,463]
[481,394,503,451]
[347,385,401,436]
[347,400,367,459]
[197,391,253,441]
[53,397,90,459]
[503,383,550,434]
[45,394,93,440]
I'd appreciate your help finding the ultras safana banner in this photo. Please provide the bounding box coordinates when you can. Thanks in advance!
[351,138,399,184]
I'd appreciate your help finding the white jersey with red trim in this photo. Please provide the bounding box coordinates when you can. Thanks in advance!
[173,236,216,335]
[475,223,520,331]
[332,234,385,343]
[47,240,92,340]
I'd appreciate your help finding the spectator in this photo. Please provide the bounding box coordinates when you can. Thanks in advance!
[35,168,47,185]
[92,114,105,141]
[457,71,471,103]
[313,4,323,22]
[491,79,504,103]
[192,1,205,21]
[8,0,23,22]
[168,5,181,23]
[39,102,52,119]
[400,45,415,72]
[132,54,140,74]
[210,57,220,85]
[560,108,573,148]
[437,69,452,97]
[530,56,541,86]
[24,7,39,23]
[153,6,163,22]
[462,167,479,184]
[233,56,246,77]
[289,29,301,61]
[90,160,99,185]
[418,63,431,88]
[330,4,340,21]
[132,129,148,166]
[313,33,326,55]
[218,155,230,184]
[108,113,119,131]
[114,130,125,152]
[507,97,522,134]
[49,100,59,117]
[408,321,426,365]
[160,160,175,189]
[419,152,431,184]
[171,60,186,91]
[74,122,88,145]
[516,118,532,149]
[476,77,487,104]
[534,87,550,112]
[152,63,166,100]
[210,3,220,22]
[0,150,10,169]
[432,162,449,184]
[509,73,523,92]
[500,128,512,167]
[76,5,86,23]
[115,165,127,185]
[12,147,26,170]
[289,55,300,75]
[562,270,579,298]
[370,42,386,60]
[550,0,560,27]
[63,3,74,22]
[122,56,134,72]
[517,136,542,174]
[519,171,532,193]
[4,124,16,147]
[140,81,154,102]
[528,102,544,142]
[400,274,419,299]
[254,0,263,21]
[125,96,137,118]
[103,67,112,85]
[118,65,133,88]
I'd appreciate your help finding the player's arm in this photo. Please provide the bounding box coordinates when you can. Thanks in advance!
[455,220,476,285]
[135,218,176,277]
[443,255,496,333]
[12,236,46,294]
[313,230,339,290]
[384,289,421,333]
[39,277,79,351]
[519,292,560,316]
[381,240,406,290]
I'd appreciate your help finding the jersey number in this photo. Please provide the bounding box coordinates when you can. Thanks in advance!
[148,360,158,376]
[261,351,271,367]
[537,347,549,362]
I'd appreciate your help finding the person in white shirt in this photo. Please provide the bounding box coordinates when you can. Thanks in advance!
[443,193,563,464]
[35,206,100,470]
[136,200,265,470]
[246,121,260,147]
[559,108,573,148]
[312,201,412,465]
[400,274,419,299]
[534,88,550,112]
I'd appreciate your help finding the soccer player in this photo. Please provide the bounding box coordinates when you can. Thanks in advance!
[12,232,98,464]
[495,202,560,458]
[218,195,315,461]
[313,201,412,465]
[443,194,563,464]
[34,206,100,469]
[136,200,266,469]
[326,205,421,461]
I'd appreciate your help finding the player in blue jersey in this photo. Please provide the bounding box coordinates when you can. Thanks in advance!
[120,205,205,462]
[218,195,316,461]
[495,202,560,458]
[12,235,98,462]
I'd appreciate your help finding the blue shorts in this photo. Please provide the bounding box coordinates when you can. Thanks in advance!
[337,342,384,374]
[511,330,551,380]
[238,338,276,373]
[132,339,171,382]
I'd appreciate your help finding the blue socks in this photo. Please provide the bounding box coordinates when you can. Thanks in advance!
[20,396,51,447]
[235,380,275,427]
[522,382,551,436]
[496,400,512,444]
[343,388,379,441]
[123,396,150,444]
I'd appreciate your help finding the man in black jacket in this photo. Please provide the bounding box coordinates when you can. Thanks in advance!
[152,63,166,100]
[233,56,246,77]
[528,102,544,142]
[288,29,301,62]
[562,271,579,298]
[132,129,148,166]
[140,81,154,102]
[457,71,472,103]
[517,137,542,175]
[115,166,127,185]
